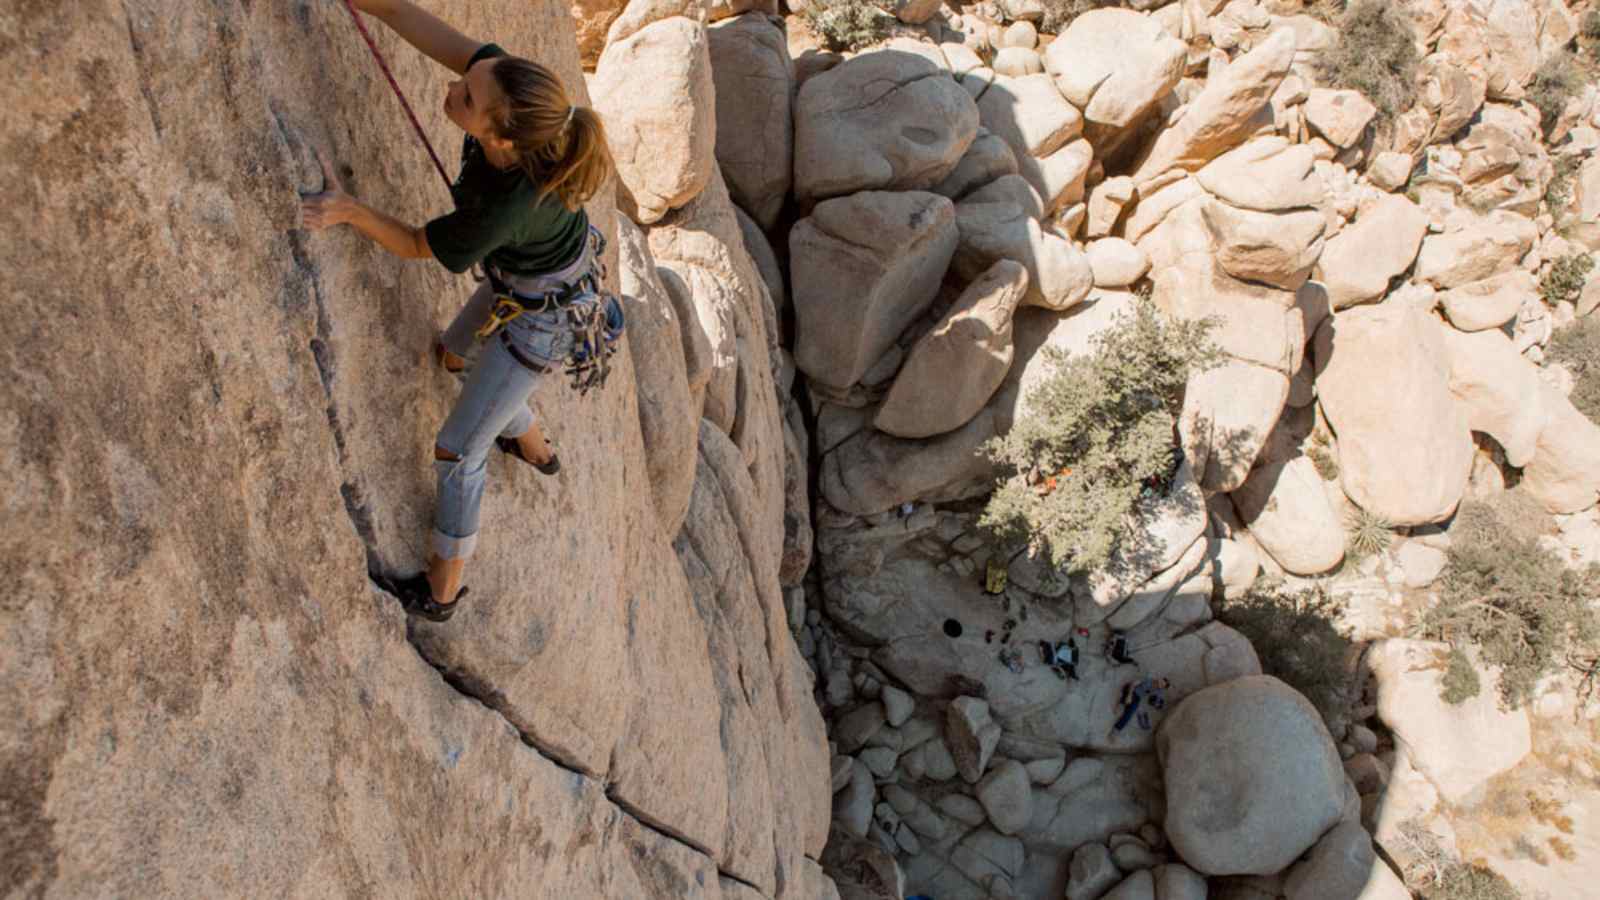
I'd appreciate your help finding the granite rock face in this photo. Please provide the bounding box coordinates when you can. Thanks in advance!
[0,2,832,897]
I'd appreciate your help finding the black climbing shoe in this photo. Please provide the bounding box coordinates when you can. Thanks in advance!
[377,572,467,623]
[494,435,561,475]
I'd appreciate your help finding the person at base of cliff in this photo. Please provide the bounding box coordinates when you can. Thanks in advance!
[1113,676,1170,732]
[299,0,615,622]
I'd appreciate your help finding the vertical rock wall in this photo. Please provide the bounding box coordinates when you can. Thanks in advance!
[0,1,832,896]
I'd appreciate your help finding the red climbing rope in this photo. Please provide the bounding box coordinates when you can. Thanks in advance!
[338,0,453,191]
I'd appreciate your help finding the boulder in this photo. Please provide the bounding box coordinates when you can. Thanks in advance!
[1283,821,1408,900]
[1086,238,1150,287]
[790,191,958,390]
[1132,29,1296,184]
[1097,871,1153,900]
[1018,137,1096,213]
[592,17,717,224]
[1181,362,1290,493]
[1312,193,1430,309]
[993,45,1045,76]
[616,219,698,538]
[1395,540,1447,588]
[976,72,1083,161]
[1044,9,1187,130]
[794,50,980,203]
[1231,455,1345,575]
[1368,640,1531,803]
[1313,304,1473,525]
[1522,385,1600,514]
[1367,151,1412,192]
[1144,201,1303,374]
[706,13,793,230]
[1125,176,1205,243]
[1202,200,1326,292]
[891,0,941,24]
[1414,211,1538,289]
[976,759,1033,835]
[1196,137,1324,212]
[1067,842,1122,900]
[1151,864,1208,900]
[966,173,1045,221]
[876,261,1030,438]
[953,200,1094,310]
[947,696,1002,783]
[1303,88,1377,149]
[931,129,1020,201]
[1437,269,1537,331]
[1437,324,1548,467]
[820,409,998,515]
[1158,676,1345,875]
[1086,176,1136,238]
[833,757,875,837]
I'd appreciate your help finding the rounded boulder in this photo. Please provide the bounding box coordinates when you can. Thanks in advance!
[1156,675,1344,875]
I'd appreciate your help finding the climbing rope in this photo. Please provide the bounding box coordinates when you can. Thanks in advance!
[338,0,453,191]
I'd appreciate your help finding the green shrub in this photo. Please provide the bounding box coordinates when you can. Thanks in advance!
[1307,429,1340,481]
[1529,52,1583,134]
[1440,645,1482,704]
[1586,10,1600,40]
[1216,583,1355,721]
[1546,154,1581,214]
[1416,501,1600,709]
[1345,505,1393,559]
[1039,0,1107,35]
[800,0,890,52]
[1316,0,1419,118]
[1549,311,1600,422]
[979,301,1219,576]
[1541,253,1594,307]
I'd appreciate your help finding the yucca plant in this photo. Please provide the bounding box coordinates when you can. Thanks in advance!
[1345,505,1393,559]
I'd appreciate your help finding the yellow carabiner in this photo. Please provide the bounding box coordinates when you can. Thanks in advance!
[475,295,526,339]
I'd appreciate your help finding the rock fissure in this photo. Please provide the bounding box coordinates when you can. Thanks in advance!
[393,606,775,887]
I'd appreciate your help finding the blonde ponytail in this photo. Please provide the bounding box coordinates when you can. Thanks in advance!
[489,58,617,212]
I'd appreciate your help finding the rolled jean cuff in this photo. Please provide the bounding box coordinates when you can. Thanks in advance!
[431,528,478,560]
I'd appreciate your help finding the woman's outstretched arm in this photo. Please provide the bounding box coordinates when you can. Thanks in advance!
[349,0,481,74]
[301,149,433,260]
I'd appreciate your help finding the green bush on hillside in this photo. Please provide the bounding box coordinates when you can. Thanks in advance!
[1549,314,1600,421]
[800,0,889,52]
[1440,645,1482,704]
[1216,582,1355,722]
[1541,253,1594,307]
[979,301,1219,576]
[1039,0,1108,35]
[1529,52,1583,134]
[1316,0,1419,118]
[1414,500,1600,709]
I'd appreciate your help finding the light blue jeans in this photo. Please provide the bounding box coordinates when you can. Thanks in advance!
[430,244,593,559]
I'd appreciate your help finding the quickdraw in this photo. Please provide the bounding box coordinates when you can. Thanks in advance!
[474,235,625,396]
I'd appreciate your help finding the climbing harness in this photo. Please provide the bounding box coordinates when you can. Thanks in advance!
[339,0,453,190]
[473,229,625,395]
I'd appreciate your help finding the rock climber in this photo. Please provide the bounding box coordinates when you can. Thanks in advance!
[299,0,615,621]
[1113,676,1170,733]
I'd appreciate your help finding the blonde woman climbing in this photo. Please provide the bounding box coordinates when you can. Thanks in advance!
[299,0,615,622]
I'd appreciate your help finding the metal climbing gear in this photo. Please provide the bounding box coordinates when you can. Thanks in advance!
[475,229,625,395]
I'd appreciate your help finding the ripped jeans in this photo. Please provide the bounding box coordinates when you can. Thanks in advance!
[430,253,589,559]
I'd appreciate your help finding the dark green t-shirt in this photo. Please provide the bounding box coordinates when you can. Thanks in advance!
[424,43,588,277]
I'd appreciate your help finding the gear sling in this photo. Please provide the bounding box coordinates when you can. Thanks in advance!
[474,227,625,395]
